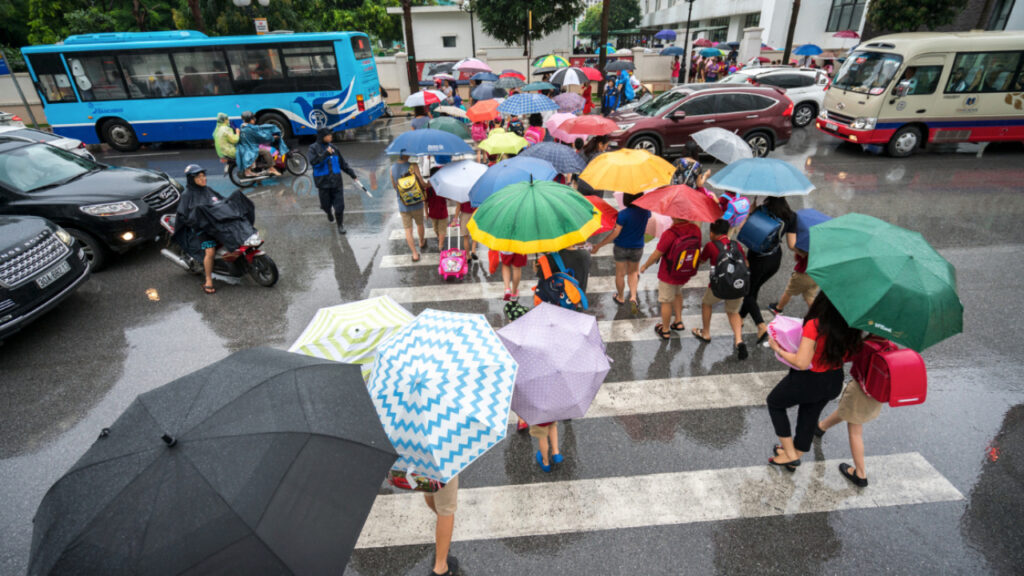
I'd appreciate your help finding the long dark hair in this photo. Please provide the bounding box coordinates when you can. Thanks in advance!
[805,292,862,368]
[761,196,795,223]
[582,135,608,157]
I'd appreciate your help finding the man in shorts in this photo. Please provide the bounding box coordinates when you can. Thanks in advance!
[424,476,460,576]
[391,153,428,262]
[692,219,748,360]
[769,249,819,316]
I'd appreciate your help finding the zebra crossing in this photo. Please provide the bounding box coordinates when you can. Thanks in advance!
[351,223,965,564]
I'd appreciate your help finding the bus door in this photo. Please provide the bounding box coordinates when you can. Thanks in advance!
[884,55,948,138]
[22,53,79,107]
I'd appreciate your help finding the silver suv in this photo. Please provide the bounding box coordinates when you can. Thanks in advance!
[720,67,831,127]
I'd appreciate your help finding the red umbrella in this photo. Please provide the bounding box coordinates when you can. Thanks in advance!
[756,56,771,63]
[579,67,604,81]
[694,38,714,48]
[632,185,723,223]
[559,115,619,136]
[467,100,500,123]
[833,30,860,39]
[586,195,619,235]
[500,70,526,81]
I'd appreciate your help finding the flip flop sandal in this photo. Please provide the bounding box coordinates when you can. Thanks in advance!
[654,324,672,340]
[630,300,640,315]
[670,322,685,331]
[412,253,421,262]
[202,284,216,295]
[691,328,711,343]
[612,295,626,305]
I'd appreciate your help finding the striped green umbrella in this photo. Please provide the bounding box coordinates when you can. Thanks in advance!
[289,296,415,380]
[533,54,570,68]
[467,179,601,254]
[427,116,471,139]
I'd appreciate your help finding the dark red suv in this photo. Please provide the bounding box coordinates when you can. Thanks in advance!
[607,84,794,157]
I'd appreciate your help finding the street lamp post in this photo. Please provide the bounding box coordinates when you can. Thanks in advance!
[683,0,695,83]
[455,0,476,56]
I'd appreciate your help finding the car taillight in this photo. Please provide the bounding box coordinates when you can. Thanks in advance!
[782,97,794,117]
[78,142,86,148]
[747,78,758,85]
[824,77,832,91]
[11,115,22,122]
[357,94,365,112]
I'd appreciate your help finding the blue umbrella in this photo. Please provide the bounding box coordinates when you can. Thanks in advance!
[384,129,473,157]
[793,44,823,56]
[725,41,741,48]
[795,208,831,252]
[367,309,518,483]
[660,46,686,56]
[471,83,507,101]
[518,142,587,174]
[469,156,558,207]
[655,30,677,41]
[700,47,722,58]
[498,93,559,115]
[472,72,499,82]
[706,157,815,197]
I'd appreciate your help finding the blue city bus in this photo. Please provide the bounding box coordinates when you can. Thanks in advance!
[20,30,384,151]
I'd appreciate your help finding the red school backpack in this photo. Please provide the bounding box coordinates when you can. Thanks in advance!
[661,227,702,284]
[850,336,928,407]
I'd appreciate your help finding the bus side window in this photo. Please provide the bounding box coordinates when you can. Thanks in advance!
[24,53,77,103]
[227,48,285,95]
[68,55,128,101]
[118,54,180,99]
[173,51,233,96]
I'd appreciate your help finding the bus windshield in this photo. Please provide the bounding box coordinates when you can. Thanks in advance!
[832,51,903,95]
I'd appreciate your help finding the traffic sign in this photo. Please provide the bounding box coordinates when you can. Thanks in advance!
[254,18,269,35]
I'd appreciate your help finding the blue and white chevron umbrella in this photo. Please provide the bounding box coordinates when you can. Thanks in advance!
[367,309,518,483]
[706,157,815,197]
[497,93,559,115]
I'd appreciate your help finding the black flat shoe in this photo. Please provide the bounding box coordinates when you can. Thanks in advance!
[757,330,769,344]
[814,425,826,438]
[769,456,801,471]
[736,342,749,360]
[839,463,868,487]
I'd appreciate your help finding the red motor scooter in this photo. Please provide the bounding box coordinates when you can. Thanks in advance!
[158,214,279,287]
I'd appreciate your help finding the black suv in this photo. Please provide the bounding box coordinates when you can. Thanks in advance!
[0,215,89,341]
[0,138,182,270]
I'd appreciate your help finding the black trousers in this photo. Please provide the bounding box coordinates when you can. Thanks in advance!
[318,186,344,222]
[740,247,782,327]
[767,368,844,452]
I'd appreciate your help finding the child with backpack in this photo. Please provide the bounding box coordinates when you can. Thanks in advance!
[425,167,449,253]
[501,251,527,302]
[737,197,797,344]
[692,219,750,360]
[640,217,702,340]
[718,190,751,238]
[769,249,819,317]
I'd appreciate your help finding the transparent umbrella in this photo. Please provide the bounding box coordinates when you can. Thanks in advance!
[691,127,754,165]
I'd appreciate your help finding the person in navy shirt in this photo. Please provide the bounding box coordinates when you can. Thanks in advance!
[591,193,651,313]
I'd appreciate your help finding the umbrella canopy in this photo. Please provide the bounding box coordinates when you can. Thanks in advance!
[660,46,686,56]
[368,309,517,483]
[580,148,676,194]
[471,71,500,82]
[587,195,619,234]
[806,213,963,351]
[427,116,472,139]
[494,76,526,90]
[725,40,741,48]
[519,141,587,173]
[498,93,559,115]
[793,44,823,56]
[404,89,446,108]
[523,81,558,92]
[554,92,586,113]
[617,191,674,242]
[471,83,507,101]
[467,99,501,122]
[559,115,619,136]
[468,179,601,253]
[435,105,468,119]
[29,348,397,576]
[691,127,755,164]
[500,69,526,80]
[533,54,570,68]
[694,38,714,47]
[833,30,860,39]
[385,128,474,157]
[469,156,558,207]
[632,185,723,222]
[655,29,677,40]
[289,296,414,380]
[431,62,456,74]
[614,48,632,56]
[429,159,489,203]
[497,303,611,425]
[578,66,604,81]
[432,73,457,82]
[479,128,530,156]
[761,43,775,50]
[454,57,492,73]
[795,208,831,252]
[706,157,815,196]
[549,67,591,87]
[545,112,586,143]
[700,47,722,58]
[604,60,635,72]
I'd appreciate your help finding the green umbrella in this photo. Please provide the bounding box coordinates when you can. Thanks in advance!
[427,116,471,139]
[467,179,600,254]
[806,213,963,351]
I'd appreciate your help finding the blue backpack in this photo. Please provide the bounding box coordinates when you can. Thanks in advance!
[533,253,588,310]
[737,208,784,255]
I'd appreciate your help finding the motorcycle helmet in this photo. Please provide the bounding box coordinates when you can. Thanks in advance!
[184,163,206,186]
[241,110,255,123]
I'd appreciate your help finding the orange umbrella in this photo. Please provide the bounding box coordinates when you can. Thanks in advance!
[467,100,500,123]
[585,195,619,235]
[632,185,723,223]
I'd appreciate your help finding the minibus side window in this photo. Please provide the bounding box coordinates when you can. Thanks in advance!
[946,52,1022,93]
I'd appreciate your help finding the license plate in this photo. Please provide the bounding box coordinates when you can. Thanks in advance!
[825,122,838,131]
[36,260,71,289]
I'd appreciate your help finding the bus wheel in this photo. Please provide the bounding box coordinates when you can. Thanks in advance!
[257,112,292,140]
[888,126,921,157]
[101,119,140,153]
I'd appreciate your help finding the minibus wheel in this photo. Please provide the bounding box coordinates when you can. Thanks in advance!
[888,126,922,157]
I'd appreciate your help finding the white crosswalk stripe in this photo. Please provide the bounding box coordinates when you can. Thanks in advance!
[380,245,615,268]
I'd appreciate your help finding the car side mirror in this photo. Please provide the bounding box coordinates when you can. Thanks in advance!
[669,111,686,121]
[894,80,911,98]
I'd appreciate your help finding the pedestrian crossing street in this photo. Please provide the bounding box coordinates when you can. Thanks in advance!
[352,225,965,559]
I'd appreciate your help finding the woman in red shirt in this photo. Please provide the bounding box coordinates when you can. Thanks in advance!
[765,293,863,470]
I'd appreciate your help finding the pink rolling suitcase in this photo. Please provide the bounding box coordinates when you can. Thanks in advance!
[439,220,469,280]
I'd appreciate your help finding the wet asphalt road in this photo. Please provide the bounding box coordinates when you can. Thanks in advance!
[2,119,1023,576]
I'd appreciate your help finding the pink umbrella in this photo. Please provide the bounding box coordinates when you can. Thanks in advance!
[833,30,859,39]
[694,38,714,48]
[454,58,493,74]
[546,112,588,143]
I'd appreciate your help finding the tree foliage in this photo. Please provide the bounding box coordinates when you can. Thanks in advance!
[866,0,969,33]
[578,0,640,34]
[475,0,587,54]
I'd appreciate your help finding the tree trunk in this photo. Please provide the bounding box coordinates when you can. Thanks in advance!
[401,0,419,95]
[187,0,206,34]
[597,0,610,98]
[131,0,146,30]
[976,0,996,29]
[781,0,801,68]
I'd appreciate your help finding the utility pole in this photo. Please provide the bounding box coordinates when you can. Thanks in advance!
[781,0,801,67]
[683,0,695,83]
[597,0,610,97]
[401,0,419,94]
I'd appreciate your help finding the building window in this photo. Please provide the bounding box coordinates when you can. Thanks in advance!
[442,35,457,48]
[707,17,729,43]
[744,12,760,28]
[987,0,1016,30]
[826,0,867,32]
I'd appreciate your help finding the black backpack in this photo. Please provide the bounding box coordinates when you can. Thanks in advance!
[709,239,750,300]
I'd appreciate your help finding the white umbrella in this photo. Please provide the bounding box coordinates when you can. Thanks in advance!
[691,127,754,165]
[429,160,488,203]
[404,90,446,108]
[454,58,493,74]
[435,105,468,119]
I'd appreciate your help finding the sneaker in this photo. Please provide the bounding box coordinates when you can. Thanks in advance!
[736,342,749,360]
[768,302,782,315]
[511,292,519,302]
[503,290,511,302]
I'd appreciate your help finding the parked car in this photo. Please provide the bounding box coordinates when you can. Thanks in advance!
[0,126,95,161]
[607,84,794,157]
[0,111,25,128]
[0,137,182,271]
[0,215,90,341]
[719,67,830,127]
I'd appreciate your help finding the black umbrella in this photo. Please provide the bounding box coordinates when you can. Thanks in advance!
[29,348,397,576]
[604,60,635,72]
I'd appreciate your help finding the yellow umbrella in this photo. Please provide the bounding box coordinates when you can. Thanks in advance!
[479,128,529,156]
[579,149,676,194]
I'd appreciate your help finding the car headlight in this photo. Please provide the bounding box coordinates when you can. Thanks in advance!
[850,117,877,130]
[818,110,828,120]
[54,227,73,245]
[613,123,635,134]
[80,201,139,217]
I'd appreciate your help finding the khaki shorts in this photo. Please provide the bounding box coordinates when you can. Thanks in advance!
[837,381,883,424]
[425,474,459,516]
[400,209,425,229]
[430,217,447,241]
[459,211,474,232]
[784,272,820,298]
[657,280,685,303]
[701,286,742,314]
[529,424,553,438]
